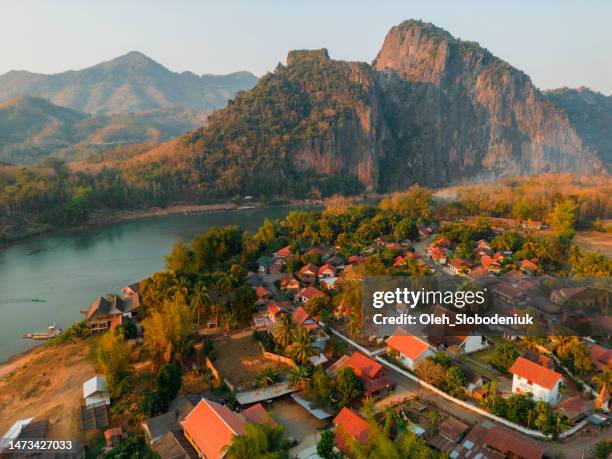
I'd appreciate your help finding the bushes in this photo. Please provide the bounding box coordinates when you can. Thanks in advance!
[140,363,182,417]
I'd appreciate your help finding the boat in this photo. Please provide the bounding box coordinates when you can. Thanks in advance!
[22,323,63,340]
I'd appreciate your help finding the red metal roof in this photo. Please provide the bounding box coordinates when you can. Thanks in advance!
[345,351,383,379]
[333,408,370,453]
[509,357,562,390]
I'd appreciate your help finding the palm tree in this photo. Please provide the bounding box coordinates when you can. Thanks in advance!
[593,369,612,391]
[169,276,190,304]
[216,272,238,313]
[190,282,210,328]
[275,313,296,348]
[286,327,316,365]
[288,366,311,391]
[221,311,237,335]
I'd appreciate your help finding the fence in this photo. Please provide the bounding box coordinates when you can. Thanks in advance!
[329,326,588,440]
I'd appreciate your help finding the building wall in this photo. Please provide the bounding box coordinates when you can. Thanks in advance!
[512,375,560,404]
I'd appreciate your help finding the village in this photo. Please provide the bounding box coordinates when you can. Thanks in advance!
[1,195,610,459]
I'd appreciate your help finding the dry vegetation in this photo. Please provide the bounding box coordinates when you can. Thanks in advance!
[0,341,95,439]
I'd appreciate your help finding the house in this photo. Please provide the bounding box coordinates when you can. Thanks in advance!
[279,275,300,293]
[317,263,338,279]
[429,247,447,264]
[347,255,365,265]
[417,225,433,239]
[589,344,612,371]
[296,286,326,303]
[438,417,469,443]
[523,349,554,369]
[329,352,395,397]
[427,335,489,354]
[269,259,286,274]
[122,282,141,298]
[332,408,371,455]
[256,256,273,273]
[181,399,272,459]
[469,266,491,281]
[83,376,111,407]
[520,259,540,275]
[480,255,501,273]
[503,269,525,283]
[448,420,545,459]
[475,240,493,256]
[555,396,590,424]
[267,302,289,323]
[273,245,292,259]
[522,220,543,230]
[463,368,487,394]
[0,418,49,454]
[509,357,563,404]
[297,263,319,283]
[392,255,406,268]
[82,295,139,333]
[491,282,526,306]
[255,286,272,302]
[448,258,473,275]
[292,306,318,330]
[386,335,434,370]
[433,237,452,248]
[142,395,195,444]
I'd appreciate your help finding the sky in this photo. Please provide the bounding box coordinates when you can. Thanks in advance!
[1,0,611,94]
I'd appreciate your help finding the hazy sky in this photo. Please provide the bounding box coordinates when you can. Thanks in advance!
[2,0,611,94]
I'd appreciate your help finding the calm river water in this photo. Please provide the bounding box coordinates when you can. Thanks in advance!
[0,206,296,361]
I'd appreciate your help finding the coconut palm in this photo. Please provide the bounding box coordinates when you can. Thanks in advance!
[169,276,190,304]
[216,271,238,313]
[190,282,210,328]
[275,313,296,348]
[593,369,612,391]
[286,327,316,365]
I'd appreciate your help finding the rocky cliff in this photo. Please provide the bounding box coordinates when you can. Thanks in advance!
[168,20,606,197]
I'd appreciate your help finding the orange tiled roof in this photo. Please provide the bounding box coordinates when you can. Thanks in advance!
[182,399,246,459]
[297,286,325,300]
[386,335,430,360]
[509,357,562,390]
[333,408,370,453]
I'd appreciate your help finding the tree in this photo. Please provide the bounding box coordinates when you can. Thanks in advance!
[156,363,182,404]
[288,366,311,391]
[334,367,364,408]
[305,295,332,316]
[316,430,339,459]
[415,358,446,388]
[96,332,131,397]
[549,199,577,240]
[224,423,290,459]
[190,282,210,328]
[106,435,153,459]
[593,440,612,459]
[165,240,191,274]
[275,313,296,349]
[593,369,612,391]
[286,327,316,365]
[445,366,467,397]
[489,343,519,373]
[255,367,278,389]
[142,298,193,364]
[306,367,334,408]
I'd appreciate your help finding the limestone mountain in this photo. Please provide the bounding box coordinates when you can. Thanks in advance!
[165,20,604,198]
[545,87,612,166]
[0,51,258,115]
[0,96,208,164]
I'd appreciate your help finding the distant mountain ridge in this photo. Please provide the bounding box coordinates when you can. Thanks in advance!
[545,87,612,166]
[0,96,208,164]
[0,51,258,115]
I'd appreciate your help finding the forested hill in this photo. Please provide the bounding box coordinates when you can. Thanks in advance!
[545,87,612,166]
[0,51,258,115]
[0,96,208,164]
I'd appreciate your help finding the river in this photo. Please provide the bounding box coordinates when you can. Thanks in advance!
[0,206,297,362]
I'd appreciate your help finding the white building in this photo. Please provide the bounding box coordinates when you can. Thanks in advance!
[509,357,562,404]
[83,375,111,407]
[386,335,434,370]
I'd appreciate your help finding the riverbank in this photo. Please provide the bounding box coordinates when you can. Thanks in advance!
[0,342,44,378]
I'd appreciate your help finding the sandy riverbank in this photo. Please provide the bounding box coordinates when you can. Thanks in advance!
[0,343,44,379]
